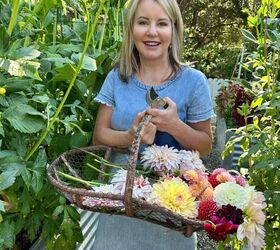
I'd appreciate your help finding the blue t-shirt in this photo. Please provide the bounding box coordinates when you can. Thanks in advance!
[94,65,215,151]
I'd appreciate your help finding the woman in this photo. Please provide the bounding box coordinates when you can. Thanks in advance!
[92,0,215,249]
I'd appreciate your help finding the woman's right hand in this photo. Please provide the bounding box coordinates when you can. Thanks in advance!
[128,111,157,145]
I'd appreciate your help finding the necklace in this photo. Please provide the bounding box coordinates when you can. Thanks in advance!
[138,65,173,85]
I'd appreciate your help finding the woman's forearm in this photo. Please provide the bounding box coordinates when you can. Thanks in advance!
[93,127,133,148]
[169,119,212,156]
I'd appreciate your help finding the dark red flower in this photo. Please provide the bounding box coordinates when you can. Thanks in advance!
[208,174,220,187]
[198,200,218,220]
[204,217,239,241]
[215,204,244,225]
[203,204,244,241]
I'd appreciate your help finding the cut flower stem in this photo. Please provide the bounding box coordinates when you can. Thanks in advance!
[57,171,103,186]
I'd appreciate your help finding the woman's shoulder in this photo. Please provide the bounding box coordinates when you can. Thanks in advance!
[180,65,206,80]
[106,67,120,80]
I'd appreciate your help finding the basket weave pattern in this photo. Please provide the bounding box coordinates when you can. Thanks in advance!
[47,114,204,232]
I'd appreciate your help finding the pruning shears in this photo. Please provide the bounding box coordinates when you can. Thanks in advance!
[145,87,168,109]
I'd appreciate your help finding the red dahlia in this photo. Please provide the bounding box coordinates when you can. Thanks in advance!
[208,174,220,188]
[198,200,218,220]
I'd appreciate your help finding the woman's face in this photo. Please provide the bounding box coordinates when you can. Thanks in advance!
[132,0,172,63]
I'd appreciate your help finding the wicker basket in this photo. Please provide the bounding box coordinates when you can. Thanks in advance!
[47,114,204,233]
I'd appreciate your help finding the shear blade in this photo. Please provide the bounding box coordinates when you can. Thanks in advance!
[146,87,168,109]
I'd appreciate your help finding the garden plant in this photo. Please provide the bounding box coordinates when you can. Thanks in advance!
[223,0,280,249]
[0,0,125,248]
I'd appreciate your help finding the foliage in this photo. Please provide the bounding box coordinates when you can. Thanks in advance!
[180,0,262,78]
[215,83,254,128]
[223,0,280,248]
[0,0,124,248]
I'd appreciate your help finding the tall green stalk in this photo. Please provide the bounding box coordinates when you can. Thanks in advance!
[98,1,109,53]
[7,0,21,36]
[53,8,57,46]
[25,0,107,161]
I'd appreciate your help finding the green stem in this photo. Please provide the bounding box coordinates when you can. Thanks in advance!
[86,163,113,176]
[93,158,125,169]
[53,8,57,46]
[98,1,109,53]
[7,0,21,36]
[25,0,106,161]
[58,171,103,186]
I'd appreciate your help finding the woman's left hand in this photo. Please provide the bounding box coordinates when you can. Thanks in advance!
[147,97,180,133]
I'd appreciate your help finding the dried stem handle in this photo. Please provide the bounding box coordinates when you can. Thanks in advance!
[124,113,152,216]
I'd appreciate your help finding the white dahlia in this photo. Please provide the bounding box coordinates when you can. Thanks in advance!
[213,182,249,210]
[110,169,127,192]
[110,169,152,200]
[92,184,120,195]
[178,150,206,172]
[237,218,266,250]
[141,145,180,172]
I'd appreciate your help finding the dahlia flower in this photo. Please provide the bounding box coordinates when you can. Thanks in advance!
[98,169,153,200]
[212,168,227,175]
[181,170,213,200]
[131,175,153,199]
[237,219,266,250]
[204,217,239,241]
[198,200,218,220]
[141,145,180,172]
[235,175,247,187]
[245,186,267,210]
[110,169,127,192]
[205,204,243,241]
[213,182,249,210]
[92,184,120,194]
[236,186,266,249]
[178,150,205,171]
[216,171,236,184]
[148,177,197,218]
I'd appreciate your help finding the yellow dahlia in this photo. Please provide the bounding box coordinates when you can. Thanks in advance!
[148,177,198,218]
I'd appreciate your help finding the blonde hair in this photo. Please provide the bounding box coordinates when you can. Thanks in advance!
[118,0,184,82]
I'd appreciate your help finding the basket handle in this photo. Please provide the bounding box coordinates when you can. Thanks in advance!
[124,113,152,216]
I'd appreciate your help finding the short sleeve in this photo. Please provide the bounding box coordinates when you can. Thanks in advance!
[94,70,116,107]
[187,73,215,123]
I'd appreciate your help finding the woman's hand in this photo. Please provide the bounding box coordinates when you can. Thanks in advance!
[129,111,157,144]
[147,97,180,133]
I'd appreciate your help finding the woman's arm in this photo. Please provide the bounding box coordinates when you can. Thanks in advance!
[92,104,157,147]
[147,97,213,156]
[170,119,212,156]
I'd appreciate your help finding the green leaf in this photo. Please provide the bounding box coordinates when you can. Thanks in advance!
[241,29,258,44]
[3,104,46,133]
[71,53,97,71]
[0,25,9,53]
[247,15,257,28]
[4,78,33,92]
[251,97,263,108]
[0,150,17,159]
[52,205,64,218]
[31,150,47,193]
[52,63,76,82]
[0,58,41,80]
[43,57,73,65]
[8,47,41,60]
[0,170,17,191]
[0,220,15,249]
[21,166,32,188]
[0,124,4,137]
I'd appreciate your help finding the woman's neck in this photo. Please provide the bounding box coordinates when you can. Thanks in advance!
[138,61,173,86]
